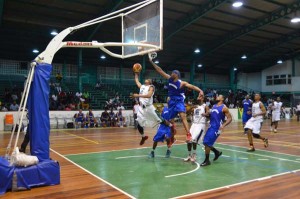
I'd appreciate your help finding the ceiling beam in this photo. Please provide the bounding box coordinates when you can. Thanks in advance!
[170,0,300,66]
[164,0,227,42]
[199,1,300,59]
[0,0,4,27]
[87,1,124,41]
[210,30,300,71]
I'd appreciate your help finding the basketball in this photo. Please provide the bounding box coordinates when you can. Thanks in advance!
[133,63,142,73]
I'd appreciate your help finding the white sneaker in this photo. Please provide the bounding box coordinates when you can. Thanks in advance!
[184,155,191,162]
[191,153,197,162]
[270,127,273,132]
[274,129,277,133]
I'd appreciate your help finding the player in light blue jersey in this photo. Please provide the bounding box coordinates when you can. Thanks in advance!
[149,53,204,143]
[201,95,232,166]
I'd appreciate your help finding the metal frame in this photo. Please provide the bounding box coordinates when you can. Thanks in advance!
[34,0,162,64]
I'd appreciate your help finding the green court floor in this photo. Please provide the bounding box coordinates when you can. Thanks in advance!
[66,144,300,199]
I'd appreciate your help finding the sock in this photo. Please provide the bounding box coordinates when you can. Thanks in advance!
[204,154,209,162]
[188,150,191,156]
[211,147,219,155]
[142,134,145,138]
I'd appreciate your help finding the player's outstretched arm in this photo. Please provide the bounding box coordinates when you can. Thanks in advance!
[134,73,142,88]
[181,81,204,96]
[220,107,232,130]
[148,53,170,79]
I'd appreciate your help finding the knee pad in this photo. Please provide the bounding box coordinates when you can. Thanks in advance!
[252,133,260,138]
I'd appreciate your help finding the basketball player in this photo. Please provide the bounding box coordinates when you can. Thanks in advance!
[242,95,252,134]
[75,109,85,128]
[244,93,268,152]
[270,97,283,133]
[131,73,167,145]
[149,98,172,158]
[200,95,232,166]
[296,102,300,122]
[149,53,204,142]
[86,109,98,128]
[184,94,209,162]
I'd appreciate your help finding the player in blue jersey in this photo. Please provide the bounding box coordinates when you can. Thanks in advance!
[242,95,252,134]
[149,53,204,142]
[75,109,86,128]
[201,95,232,166]
[149,98,173,158]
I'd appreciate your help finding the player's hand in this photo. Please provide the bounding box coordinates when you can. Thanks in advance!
[253,114,257,118]
[130,93,139,99]
[247,111,251,115]
[219,125,224,131]
[148,52,157,61]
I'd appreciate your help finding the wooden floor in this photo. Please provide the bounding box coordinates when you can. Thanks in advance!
[1,118,299,199]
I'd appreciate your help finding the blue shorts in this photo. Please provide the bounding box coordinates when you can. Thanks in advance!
[203,127,220,147]
[76,118,85,123]
[168,98,186,119]
[242,113,251,124]
[153,125,171,142]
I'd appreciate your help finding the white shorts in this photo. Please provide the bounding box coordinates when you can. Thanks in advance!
[190,123,206,144]
[244,117,263,134]
[136,104,161,127]
[272,112,280,122]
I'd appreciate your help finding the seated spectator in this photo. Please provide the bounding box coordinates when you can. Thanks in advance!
[10,101,19,111]
[65,105,71,111]
[75,109,86,128]
[2,105,8,111]
[56,72,63,82]
[116,109,126,127]
[229,103,235,108]
[76,91,82,99]
[109,109,117,127]
[117,102,125,111]
[95,82,101,90]
[100,109,110,127]
[86,109,98,128]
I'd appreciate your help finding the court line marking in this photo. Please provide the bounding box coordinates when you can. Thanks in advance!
[61,131,99,144]
[258,159,269,161]
[115,155,200,178]
[50,148,136,199]
[218,143,300,158]
[217,147,300,164]
[171,169,300,199]
[65,143,186,156]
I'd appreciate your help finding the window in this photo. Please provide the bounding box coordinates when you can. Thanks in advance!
[288,74,291,84]
[273,75,281,85]
[266,75,273,85]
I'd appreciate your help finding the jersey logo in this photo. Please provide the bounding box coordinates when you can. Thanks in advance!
[211,109,219,114]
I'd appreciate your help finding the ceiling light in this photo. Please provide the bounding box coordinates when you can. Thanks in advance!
[198,64,202,68]
[154,60,159,64]
[100,55,106,59]
[277,60,283,64]
[232,1,243,8]
[291,17,300,23]
[32,49,39,53]
[50,30,58,36]
[233,67,237,71]
[194,48,200,53]
[241,55,247,59]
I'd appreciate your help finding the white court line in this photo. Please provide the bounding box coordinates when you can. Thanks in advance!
[217,147,300,164]
[50,148,136,199]
[239,157,248,160]
[258,159,269,161]
[222,155,230,158]
[218,143,300,158]
[65,143,186,156]
[171,169,300,199]
[115,155,200,178]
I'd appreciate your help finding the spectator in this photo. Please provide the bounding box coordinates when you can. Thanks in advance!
[56,72,63,82]
[10,101,19,111]
[109,109,117,127]
[100,109,110,127]
[116,109,126,127]
[117,102,125,111]
[95,82,101,90]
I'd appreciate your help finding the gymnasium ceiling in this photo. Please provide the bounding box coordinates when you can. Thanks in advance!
[0,0,300,74]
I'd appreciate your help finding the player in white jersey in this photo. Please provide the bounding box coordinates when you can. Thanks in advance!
[270,97,283,133]
[184,94,209,162]
[131,73,166,145]
[244,94,268,152]
[296,102,300,122]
